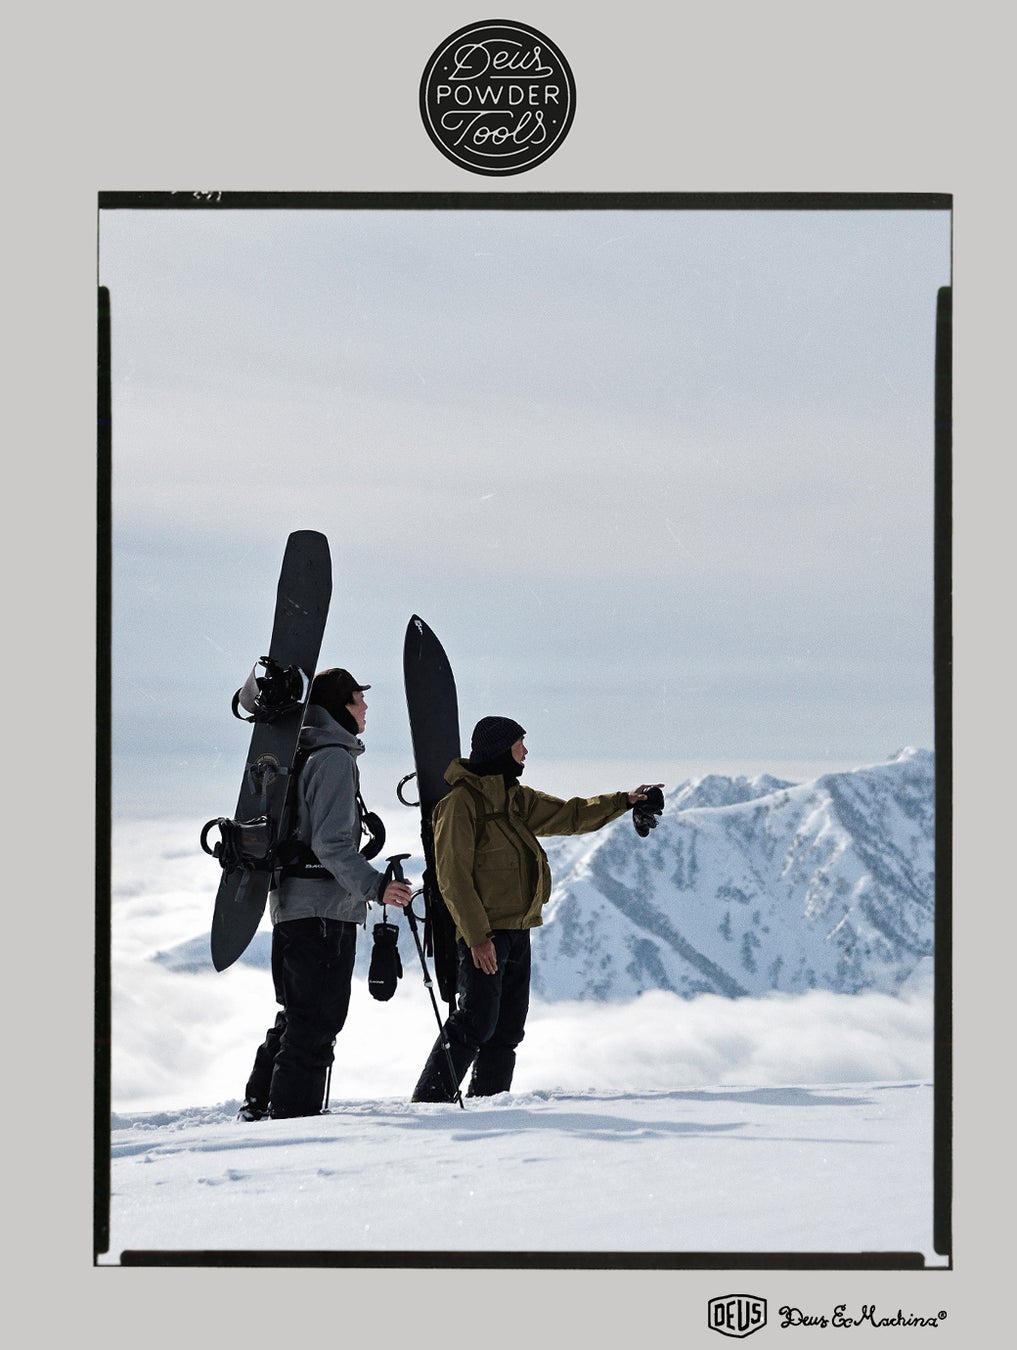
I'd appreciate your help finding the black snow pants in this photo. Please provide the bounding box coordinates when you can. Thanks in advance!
[244,916,358,1118]
[412,929,531,1102]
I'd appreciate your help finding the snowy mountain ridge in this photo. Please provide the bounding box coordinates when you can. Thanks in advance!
[533,748,935,1002]
[154,749,935,1005]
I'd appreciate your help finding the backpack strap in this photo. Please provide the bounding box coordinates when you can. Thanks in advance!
[448,778,508,845]
[273,746,324,879]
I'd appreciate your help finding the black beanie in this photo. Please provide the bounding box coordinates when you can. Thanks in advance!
[468,716,526,767]
[308,668,370,735]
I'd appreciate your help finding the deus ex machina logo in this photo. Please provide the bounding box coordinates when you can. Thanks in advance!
[708,1295,767,1339]
[420,19,576,175]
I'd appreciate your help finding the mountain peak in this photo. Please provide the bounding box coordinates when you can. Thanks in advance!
[534,751,935,1003]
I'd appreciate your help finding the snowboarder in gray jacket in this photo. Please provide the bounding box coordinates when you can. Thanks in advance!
[239,668,411,1120]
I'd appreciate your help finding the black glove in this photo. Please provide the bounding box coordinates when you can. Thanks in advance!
[368,919,403,1001]
[632,785,665,837]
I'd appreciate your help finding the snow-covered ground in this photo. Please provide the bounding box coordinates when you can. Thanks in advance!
[105,1081,940,1265]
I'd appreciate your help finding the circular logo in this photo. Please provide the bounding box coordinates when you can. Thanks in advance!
[420,20,576,176]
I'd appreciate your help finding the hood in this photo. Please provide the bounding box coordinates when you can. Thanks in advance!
[444,756,509,805]
[299,703,365,758]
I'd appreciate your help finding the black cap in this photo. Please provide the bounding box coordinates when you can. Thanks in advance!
[468,716,526,767]
[308,668,370,723]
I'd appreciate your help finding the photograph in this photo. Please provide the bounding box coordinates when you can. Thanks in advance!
[97,194,950,1269]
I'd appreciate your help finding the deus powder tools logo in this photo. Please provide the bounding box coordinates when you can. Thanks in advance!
[420,19,576,175]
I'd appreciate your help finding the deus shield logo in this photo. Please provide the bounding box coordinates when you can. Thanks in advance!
[420,19,576,175]
[708,1295,768,1339]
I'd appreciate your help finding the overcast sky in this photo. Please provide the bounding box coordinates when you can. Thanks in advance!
[98,203,951,819]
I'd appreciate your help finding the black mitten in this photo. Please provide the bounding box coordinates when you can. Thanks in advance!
[632,785,665,837]
[368,920,403,1001]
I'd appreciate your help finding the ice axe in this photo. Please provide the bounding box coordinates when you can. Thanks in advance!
[388,853,465,1109]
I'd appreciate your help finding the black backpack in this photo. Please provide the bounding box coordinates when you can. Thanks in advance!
[274,746,386,881]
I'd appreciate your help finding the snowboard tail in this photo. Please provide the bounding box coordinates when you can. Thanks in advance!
[205,531,332,972]
[401,615,462,1005]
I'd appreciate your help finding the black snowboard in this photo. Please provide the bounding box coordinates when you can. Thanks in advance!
[206,531,332,972]
[400,614,462,1005]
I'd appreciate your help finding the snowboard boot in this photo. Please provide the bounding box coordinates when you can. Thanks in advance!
[466,1045,516,1097]
[411,1032,475,1102]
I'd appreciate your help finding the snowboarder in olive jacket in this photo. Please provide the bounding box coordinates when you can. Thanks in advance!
[411,716,663,1102]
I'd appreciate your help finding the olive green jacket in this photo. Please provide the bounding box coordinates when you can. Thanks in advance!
[432,758,631,948]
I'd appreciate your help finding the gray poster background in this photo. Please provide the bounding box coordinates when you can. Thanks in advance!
[8,0,1009,1342]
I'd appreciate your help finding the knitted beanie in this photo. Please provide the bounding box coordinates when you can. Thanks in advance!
[468,716,526,767]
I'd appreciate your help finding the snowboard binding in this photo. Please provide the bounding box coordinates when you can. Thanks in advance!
[231,656,308,723]
[200,814,276,873]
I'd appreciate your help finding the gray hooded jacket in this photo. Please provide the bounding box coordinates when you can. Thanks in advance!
[268,704,385,925]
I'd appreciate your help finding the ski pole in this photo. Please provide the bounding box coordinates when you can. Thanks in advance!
[387,853,465,1110]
